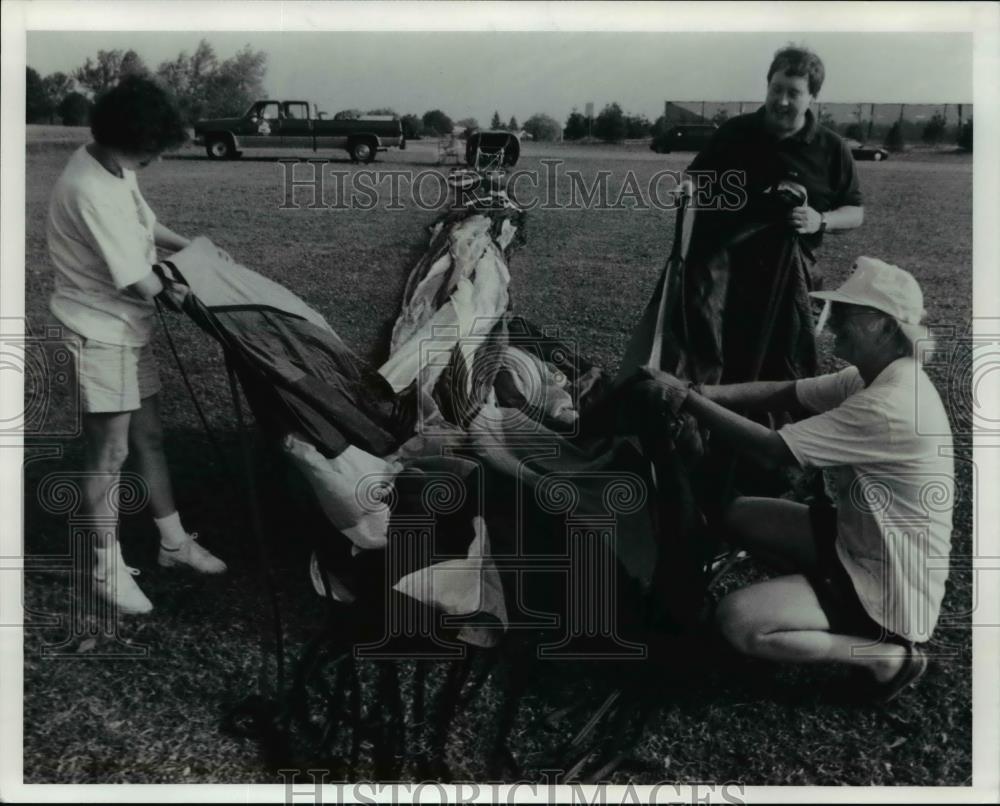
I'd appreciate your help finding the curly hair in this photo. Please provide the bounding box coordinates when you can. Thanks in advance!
[90,75,188,155]
[767,45,825,97]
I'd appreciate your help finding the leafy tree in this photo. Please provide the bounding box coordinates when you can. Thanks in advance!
[57,92,92,126]
[563,109,588,140]
[594,102,626,143]
[884,120,905,152]
[421,109,454,136]
[922,112,946,145]
[456,117,480,132]
[209,45,267,116]
[42,72,74,123]
[400,113,422,139]
[844,122,864,141]
[156,41,266,123]
[156,40,219,122]
[490,110,503,129]
[75,49,149,96]
[26,67,52,123]
[120,50,150,79]
[523,113,561,142]
[157,53,192,98]
[508,115,519,131]
[957,118,972,152]
[624,113,652,138]
[365,108,398,117]
[334,109,363,120]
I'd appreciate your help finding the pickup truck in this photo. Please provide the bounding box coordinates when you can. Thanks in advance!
[193,100,405,162]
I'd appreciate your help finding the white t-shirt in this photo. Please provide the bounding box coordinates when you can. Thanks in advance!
[779,359,954,642]
[47,145,158,346]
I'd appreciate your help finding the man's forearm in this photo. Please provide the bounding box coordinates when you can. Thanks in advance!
[701,380,801,414]
[154,223,191,251]
[823,205,864,232]
[683,391,796,468]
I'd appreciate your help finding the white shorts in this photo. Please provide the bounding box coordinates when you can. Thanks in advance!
[68,336,162,414]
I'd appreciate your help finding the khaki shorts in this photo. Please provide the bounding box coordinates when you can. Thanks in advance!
[69,336,162,414]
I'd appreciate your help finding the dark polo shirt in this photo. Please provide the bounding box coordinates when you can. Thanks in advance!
[688,107,863,253]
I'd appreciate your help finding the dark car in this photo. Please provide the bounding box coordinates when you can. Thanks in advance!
[650,123,718,154]
[846,138,890,161]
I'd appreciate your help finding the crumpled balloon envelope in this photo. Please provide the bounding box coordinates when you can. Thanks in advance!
[391,515,508,645]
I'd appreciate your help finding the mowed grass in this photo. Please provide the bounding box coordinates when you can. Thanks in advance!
[21,135,973,784]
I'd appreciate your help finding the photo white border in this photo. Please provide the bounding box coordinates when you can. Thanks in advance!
[2,1,998,803]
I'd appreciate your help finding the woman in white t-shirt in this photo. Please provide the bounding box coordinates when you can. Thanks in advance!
[641,257,953,702]
[47,76,228,615]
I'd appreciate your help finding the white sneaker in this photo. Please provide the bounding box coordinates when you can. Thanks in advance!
[93,564,154,615]
[157,533,227,575]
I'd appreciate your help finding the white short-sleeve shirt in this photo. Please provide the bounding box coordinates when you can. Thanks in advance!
[778,359,954,642]
[47,145,158,346]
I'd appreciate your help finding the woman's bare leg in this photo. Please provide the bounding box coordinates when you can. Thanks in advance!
[715,574,906,682]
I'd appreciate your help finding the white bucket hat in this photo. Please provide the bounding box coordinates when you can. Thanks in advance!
[811,256,929,345]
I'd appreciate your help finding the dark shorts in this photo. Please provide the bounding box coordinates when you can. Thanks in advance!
[808,504,910,645]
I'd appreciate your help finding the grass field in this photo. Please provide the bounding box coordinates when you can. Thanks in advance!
[20,133,974,785]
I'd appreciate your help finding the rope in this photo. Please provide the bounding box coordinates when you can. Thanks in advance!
[155,298,286,696]
[225,357,286,694]
[155,299,231,473]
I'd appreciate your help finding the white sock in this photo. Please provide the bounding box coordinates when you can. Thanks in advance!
[154,511,189,549]
[94,542,125,578]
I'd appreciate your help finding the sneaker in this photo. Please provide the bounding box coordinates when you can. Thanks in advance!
[93,565,154,615]
[157,532,227,575]
[876,644,928,704]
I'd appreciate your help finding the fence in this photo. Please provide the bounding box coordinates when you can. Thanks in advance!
[665,101,973,143]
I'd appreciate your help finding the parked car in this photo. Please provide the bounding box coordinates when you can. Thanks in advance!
[845,139,890,161]
[193,100,405,162]
[650,123,718,154]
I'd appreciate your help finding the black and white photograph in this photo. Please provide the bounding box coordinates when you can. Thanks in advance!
[2,1,998,802]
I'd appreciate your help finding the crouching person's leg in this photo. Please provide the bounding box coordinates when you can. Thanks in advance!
[714,576,925,701]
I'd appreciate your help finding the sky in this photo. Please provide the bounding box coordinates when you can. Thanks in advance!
[26,29,974,127]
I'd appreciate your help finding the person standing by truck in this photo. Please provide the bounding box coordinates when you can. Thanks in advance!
[47,75,228,615]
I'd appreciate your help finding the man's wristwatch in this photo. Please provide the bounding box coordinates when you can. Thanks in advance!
[818,213,828,234]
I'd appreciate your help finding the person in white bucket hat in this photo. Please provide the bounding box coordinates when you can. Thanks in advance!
[640,256,953,702]
[812,255,931,353]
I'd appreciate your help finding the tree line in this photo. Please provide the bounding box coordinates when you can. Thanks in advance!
[563,103,656,142]
[25,44,567,144]
[26,42,268,127]
[26,47,972,153]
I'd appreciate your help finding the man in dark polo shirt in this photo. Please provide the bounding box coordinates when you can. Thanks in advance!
[680,45,864,386]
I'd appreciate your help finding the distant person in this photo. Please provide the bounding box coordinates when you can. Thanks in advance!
[641,258,952,701]
[682,44,865,386]
[47,75,228,615]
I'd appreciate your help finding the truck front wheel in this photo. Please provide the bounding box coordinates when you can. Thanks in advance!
[349,139,377,164]
[206,136,236,160]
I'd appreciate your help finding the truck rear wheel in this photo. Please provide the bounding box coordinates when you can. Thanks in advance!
[349,138,377,164]
[206,136,236,160]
